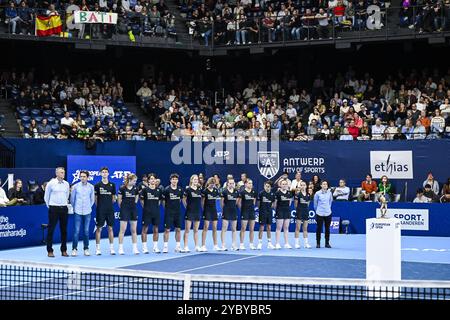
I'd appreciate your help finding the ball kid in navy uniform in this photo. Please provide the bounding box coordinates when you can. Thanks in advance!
[182,174,203,253]
[294,181,312,249]
[163,173,183,253]
[94,167,116,256]
[201,177,221,252]
[274,178,293,249]
[140,173,163,253]
[117,174,139,255]
[237,179,257,250]
[257,180,276,250]
[220,178,239,251]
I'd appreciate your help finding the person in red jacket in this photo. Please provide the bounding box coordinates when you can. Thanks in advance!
[358,174,378,201]
[347,119,360,139]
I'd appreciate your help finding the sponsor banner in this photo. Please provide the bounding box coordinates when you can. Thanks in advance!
[376,208,429,231]
[67,155,136,190]
[370,151,413,179]
[74,11,118,24]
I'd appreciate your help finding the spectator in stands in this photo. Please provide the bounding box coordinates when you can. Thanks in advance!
[423,184,439,203]
[7,179,27,205]
[371,118,386,140]
[347,119,359,140]
[401,118,415,139]
[37,118,54,139]
[137,82,152,107]
[430,109,446,135]
[441,178,450,203]
[413,119,426,139]
[422,172,440,195]
[311,175,322,193]
[57,127,69,139]
[0,179,17,207]
[60,111,75,131]
[359,121,371,140]
[103,101,115,118]
[339,127,353,140]
[5,1,21,35]
[290,172,304,192]
[358,174,377,201]
[333,179,350,201]
[413,188,430,203]
[378,175,393,202]
[440,98,450,118]
[31,182,46,205]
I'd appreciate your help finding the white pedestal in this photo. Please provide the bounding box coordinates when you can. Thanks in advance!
[366,218,401,298]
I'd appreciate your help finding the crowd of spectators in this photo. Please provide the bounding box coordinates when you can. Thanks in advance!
[1,69,158,141]
[180,0,450,46]
[1,0,176,39]
[135,66,450,141]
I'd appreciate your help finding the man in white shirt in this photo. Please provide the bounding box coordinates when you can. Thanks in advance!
[60,111,75,129]
[74,94,86,110]
[290,172,304,191]
[136,82,152,106]
[286,103,297,120]
[103,102,115,118]
[333,179,350,201]
[413,188,431,203]
[371,118,386,140]
[439,98,450,117]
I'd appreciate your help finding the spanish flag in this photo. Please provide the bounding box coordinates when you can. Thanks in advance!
[35,15,63,37]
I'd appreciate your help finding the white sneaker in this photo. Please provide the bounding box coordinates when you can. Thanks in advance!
[304,243,312,249]
[153,247,161,253]
[143,247,149,254]
[71,249,77,257]
[268,243,275,249]
[175,246,181,253]
[213,245,220,251]
[231,246,239,251]
[96,249,101,256]
[200,246,208,252]
[295,243,301,249]
[249,243,256,250]
[162,247,169,253]
[275,243,282,250]
[110,248,116,255]
[257,243,262,250]
[183,247,190,253]
[133,248,140,255]
[84,250,90,256]
[239,243,246,250]
[284,244,292,249]
[221,246,228,251]
[118,248,125,255]
[195,246,201,252]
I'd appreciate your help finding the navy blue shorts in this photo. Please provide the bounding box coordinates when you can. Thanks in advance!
[164,212,181,229]
[142,210,160,226]
[259,212,272,225]
[296,206,309,221]
[240,208,255,220]
[185,210,201,221]
[119,209,138,221]
[96,210,115,227]
[203,209,218,221]
[223,208,237,221]
[275,208,291,220]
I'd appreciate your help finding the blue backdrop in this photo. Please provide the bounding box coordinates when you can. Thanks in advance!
[8,139,450,201]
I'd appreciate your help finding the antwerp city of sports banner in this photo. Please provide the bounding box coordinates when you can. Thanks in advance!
[74,11,118,24]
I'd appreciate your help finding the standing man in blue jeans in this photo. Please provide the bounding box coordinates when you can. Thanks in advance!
[44,167,70,257]
[70,170,95,257]
[313,180,333,248]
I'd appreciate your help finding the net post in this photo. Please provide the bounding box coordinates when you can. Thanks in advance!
[183,274,192,300]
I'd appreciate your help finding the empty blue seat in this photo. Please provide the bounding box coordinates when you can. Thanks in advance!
[51,124,59,134]
[54,111,64,120]
[120,106,128,113]
[21,115,31,125]
[34,116,43,123]
[80,110,89,119]
[69,111,77,118]
[84,118,92,127]
[115,99,124,108]
[125,112,133,120]
[131,118,139,129]
[43,110,53,117]
[119,118,127,128]
[17,108,29,117]
[23,123,31,130]
[47,116,56,125]
[31,109,40,118]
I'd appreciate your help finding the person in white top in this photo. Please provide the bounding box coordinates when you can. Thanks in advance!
[60,111,75,129]
[371,118,386,140]
[333,179,350,201]
[439,98,450,117]
[413,188,431,203]
[286,103,297,119]
[0,180,17,207]
[290,172,304,192]
[102,102,115,118]
[430,109,446,134]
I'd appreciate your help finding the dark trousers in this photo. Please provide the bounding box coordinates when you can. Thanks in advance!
[316,214,332,245]
[47,206,69,253]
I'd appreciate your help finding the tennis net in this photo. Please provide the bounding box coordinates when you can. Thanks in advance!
[1,260,449,300]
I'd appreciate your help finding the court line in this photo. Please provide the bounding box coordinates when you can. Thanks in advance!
[174,254,262,274]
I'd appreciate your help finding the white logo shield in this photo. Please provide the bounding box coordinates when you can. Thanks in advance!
[257,152,280,179]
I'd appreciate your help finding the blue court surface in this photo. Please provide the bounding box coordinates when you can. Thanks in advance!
[1,232,449,281]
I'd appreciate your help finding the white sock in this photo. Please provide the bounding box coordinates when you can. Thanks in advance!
[142,242,147,249]
[132,243,138,250]
[164,242,168,248]
[258,239,262,244]
[268,238,272,244]
[295,238,300,245]
[119,244,123,251]
[96,244,100,250]
[109,243,114,250]
[153,242,158,249]
[304,237,309,245]
[176,242,180,247]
